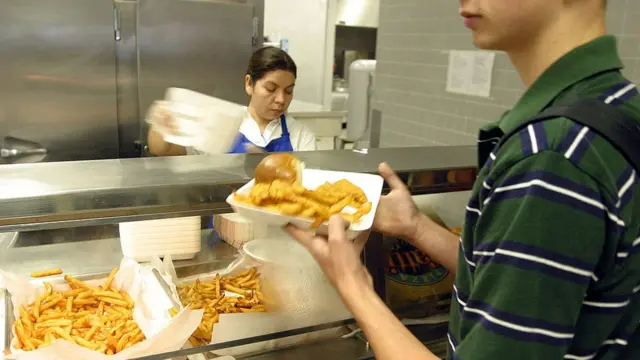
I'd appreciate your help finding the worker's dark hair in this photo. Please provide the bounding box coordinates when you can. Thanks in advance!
[246,46,297,84]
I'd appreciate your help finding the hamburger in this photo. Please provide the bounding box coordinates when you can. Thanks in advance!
[254,153,303,184]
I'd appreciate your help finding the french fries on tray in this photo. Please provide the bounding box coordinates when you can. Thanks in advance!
[172,267,266,346]
[12,268,145,355]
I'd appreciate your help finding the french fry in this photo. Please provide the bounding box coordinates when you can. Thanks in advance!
[15,320,34,351]
[75,336,100,350]
[31,269,63,278]
[11,268,146,355]
[177,267,267,344]
[64,275,94,290]
[97,297,129,307]
[51,327,74,342]
[222,284,250,297]
[93,290,123,300]
[103,267,118,290]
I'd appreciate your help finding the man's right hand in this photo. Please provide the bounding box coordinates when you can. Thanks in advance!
[373,163,422,241]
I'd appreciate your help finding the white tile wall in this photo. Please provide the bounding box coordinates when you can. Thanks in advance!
[374,0,640,147]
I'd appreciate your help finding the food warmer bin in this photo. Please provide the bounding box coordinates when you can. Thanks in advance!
[0,147,476,359]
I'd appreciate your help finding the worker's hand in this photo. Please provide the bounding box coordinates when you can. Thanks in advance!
[373,163,422,242]
[284,216,372,293]
[148,101,178,135]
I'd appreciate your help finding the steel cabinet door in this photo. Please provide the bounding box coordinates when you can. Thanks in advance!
[0,0,119,163]
[138,0,256,119]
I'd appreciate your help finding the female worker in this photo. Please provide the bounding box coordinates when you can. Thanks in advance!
[147,46,317,156]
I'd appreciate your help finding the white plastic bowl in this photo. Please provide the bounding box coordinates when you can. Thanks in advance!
[227,169,383,239]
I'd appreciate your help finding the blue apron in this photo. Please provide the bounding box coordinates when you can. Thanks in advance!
[209,115,294,236]
[228,114,294,153]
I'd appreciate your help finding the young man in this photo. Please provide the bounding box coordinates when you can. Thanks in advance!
[286,0,639,359]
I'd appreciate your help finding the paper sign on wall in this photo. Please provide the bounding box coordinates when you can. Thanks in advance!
[446,50,496,98]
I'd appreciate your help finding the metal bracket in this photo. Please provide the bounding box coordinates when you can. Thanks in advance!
[252,16,258,45]
[113,6,122,41]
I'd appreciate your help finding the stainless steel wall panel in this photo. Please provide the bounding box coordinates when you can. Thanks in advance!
[137,0,256,124]
[0,0,119,162]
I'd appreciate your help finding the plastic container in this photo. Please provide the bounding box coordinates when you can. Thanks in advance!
[146,87,245,154]
[242,238,350,317]
[213,213,267,250]
[226,168,384,239]
[119,217,202,262]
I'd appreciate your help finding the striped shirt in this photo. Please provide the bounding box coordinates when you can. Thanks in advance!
[448,36,640,360]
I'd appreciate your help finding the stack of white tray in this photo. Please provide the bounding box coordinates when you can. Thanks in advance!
[213,213,266,250]
[119,217,201,262]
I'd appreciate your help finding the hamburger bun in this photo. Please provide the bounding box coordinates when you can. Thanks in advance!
[254,153,303,184]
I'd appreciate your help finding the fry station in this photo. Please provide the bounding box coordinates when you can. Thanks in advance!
[0,147,476,359]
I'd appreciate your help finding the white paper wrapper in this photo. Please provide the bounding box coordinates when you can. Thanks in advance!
[156,251,351,358]
[1,257,203,360]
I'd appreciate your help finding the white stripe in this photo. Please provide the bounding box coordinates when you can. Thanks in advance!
[602,338,628,346]
[489,152,496,160]
[583,299,630,308]
[618,170,636,200]
[564,338,629,360]
[633,284,640,294]
[459,238,477,268]
[564,354,595,360]
[453,285,467,307]
[604,83,636,104]
[528,125,539,154]
[472,249,597,280]
[564,127,589,159]
[482,181,491,190]
[447,333,456,351]
[473,251,495,257]
[466,206,482,215]
[633,237,640,248]
[463,306,574,339]
[496,249,593,278]
[617,252,629,259]
[486,179,626,227]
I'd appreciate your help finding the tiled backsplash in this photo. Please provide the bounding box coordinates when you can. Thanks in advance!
[373,0,640,147]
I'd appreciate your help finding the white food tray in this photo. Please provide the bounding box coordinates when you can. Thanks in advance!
[226,169,383,239]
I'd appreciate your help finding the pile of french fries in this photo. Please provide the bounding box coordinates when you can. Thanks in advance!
[13,268,145,355]
[173,267,266,346]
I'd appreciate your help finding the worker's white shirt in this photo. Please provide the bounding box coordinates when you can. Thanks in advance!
[187,108,316,154]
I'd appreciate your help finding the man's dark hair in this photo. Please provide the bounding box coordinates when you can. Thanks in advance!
[246,46,297,84]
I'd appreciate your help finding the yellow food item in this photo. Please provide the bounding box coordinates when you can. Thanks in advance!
[234,179,372,228]
[12,268,145,355]
[176,267,266,346]
[30,269,63,278]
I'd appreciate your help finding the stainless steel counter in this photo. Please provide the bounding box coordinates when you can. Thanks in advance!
[0,229,237,279]
[0,147,476,232]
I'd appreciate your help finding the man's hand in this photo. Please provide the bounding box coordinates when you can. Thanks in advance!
[374,163,422,241]
[285,217,439,360]
[284,216,372,293]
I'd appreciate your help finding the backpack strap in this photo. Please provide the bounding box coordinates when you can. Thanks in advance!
[497,98,640,172]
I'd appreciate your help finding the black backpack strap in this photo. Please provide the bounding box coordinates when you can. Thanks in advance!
[497,98,640,172]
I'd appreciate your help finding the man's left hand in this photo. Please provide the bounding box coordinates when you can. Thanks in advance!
[284,216,372,293]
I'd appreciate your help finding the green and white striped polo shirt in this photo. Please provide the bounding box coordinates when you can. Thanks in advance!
[447,36,640,360]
